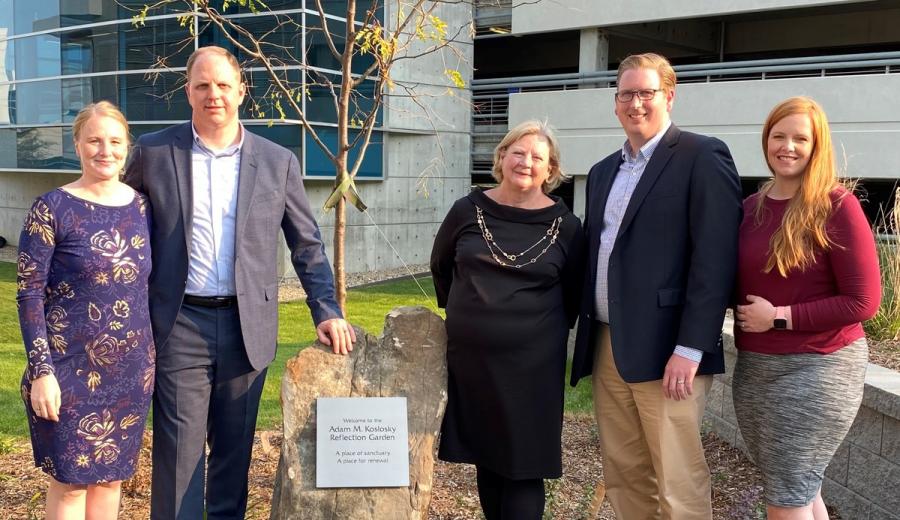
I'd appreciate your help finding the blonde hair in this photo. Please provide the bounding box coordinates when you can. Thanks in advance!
[755,96,845,277]
[72,101,130,145]
[186,46,242,81]
[492,120,568,194]
[617,53,677,93]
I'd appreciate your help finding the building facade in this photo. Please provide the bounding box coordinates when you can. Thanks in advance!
[472,0,900,221]
[0,0,472,274]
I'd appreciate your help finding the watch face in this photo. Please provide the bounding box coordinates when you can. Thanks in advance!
[773,318,788,330]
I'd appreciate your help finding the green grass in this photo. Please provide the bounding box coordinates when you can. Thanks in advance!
[0,266,592,442]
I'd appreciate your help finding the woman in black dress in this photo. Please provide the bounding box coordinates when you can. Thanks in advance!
[431,120,584,519]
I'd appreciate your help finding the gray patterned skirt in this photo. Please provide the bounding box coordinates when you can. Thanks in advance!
[732,338,867,507]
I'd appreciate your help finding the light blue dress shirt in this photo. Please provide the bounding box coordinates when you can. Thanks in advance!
[186,124,244,297]
[593,121,702,364]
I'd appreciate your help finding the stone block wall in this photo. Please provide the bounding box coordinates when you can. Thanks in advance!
[705,315,900,520]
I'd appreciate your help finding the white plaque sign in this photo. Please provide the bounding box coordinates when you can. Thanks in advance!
[316,397,410,488]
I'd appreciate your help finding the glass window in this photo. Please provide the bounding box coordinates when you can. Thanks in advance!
[0,128,16,167]
[199,14,302,67]
[0,38,14,87]
[305,71,379,125]
[305,15,375,75]
[17,127,77,169]
[14,33,61,80]
[0,81,11,125]
[14,0,58,35]
[0,0,13,39]
[120,16,192,71]
[14,79,62,124]
[245,123,301,159]
[62,76,118,123]
[117,0,182,18]
[61,0,119,27]
[120,72,190,122]
[233,13,303,65]
[304,126,382,179]
[239,68,302,120]
[217,0,300,14]
[60,26,120,75]
[130,123,172,141]
[314,0,352,18]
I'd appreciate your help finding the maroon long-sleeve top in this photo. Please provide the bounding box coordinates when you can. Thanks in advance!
[735,189,881,355]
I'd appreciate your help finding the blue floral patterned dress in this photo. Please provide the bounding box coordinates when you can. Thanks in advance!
[17,188,155,484]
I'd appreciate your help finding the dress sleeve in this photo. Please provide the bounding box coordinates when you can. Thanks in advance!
[790,194,881,331]
[561,214,586,328]
[16,197,58,381]
[430,199,465,309]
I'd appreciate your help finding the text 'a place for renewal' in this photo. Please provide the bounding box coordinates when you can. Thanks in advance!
[316,397,410,488]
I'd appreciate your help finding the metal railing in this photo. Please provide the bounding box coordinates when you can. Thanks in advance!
[470,51,900,177]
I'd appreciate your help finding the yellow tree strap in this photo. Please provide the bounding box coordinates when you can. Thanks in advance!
[323,173,367,212]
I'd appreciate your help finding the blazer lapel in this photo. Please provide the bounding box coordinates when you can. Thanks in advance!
[616,125,680,240]
[235,131,258,249]
[172,123,194,254]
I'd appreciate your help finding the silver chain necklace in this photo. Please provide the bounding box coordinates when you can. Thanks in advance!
[475,205,562,268]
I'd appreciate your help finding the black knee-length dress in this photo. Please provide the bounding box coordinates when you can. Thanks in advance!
[430,190,584,479]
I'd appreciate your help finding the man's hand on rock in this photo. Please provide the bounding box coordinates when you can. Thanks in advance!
[317,318,357,355]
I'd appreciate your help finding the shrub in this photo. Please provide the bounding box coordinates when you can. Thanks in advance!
[865,188,900,341]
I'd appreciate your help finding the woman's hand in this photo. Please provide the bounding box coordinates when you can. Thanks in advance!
[31,374,61,422]
[735,294,776,333]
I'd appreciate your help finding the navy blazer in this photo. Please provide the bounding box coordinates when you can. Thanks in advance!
[124,123,341,370]
[570,125,742,385]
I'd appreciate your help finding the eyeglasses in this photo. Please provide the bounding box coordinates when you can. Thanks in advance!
[614,89,664,103]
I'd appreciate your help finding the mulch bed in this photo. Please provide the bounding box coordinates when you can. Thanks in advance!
[1,415,780,519]
[869,338,900,371]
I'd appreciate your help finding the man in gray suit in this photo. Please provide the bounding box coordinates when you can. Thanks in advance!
[125,46,355,519]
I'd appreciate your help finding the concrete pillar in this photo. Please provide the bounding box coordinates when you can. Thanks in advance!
[573,176,587,222]
[579,28,609,88]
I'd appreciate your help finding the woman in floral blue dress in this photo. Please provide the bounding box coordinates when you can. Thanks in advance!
[17,101,154,519]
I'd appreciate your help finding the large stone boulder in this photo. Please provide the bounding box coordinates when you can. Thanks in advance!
[270,306,448,520]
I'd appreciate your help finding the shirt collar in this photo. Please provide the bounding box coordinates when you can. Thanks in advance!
[191,122,245,158]
[621,120,672,162]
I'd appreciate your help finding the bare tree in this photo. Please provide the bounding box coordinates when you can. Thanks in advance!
[131,0,470,311]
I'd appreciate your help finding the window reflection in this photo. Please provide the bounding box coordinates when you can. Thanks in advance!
[16,127,78,169]
[0,128,16,167]
[61,27,120,75]
[306,15,375,74]
[120,17,192,70]
[14,0,59,35]
[305,71,379,125]
[15,34,61,80]
[14,79,62,124]
[61,0,118,27]
[245,123,301,159]
[62,76,117,123]
[120,72,190,121]
[239,68,302,120]
[305,126,382,178]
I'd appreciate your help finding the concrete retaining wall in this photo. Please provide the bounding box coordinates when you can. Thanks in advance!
[706,315,900,520]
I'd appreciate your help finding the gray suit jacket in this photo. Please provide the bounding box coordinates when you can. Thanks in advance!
[125,122,341,370]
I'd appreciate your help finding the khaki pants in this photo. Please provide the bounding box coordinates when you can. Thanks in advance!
[592,324,713,520]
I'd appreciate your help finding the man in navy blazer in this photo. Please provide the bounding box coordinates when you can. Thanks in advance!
[570,53,742,519]
[125,46,355,519]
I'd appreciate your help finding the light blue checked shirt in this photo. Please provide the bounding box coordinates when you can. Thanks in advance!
[593,121,702,364]
[186,124,245,297]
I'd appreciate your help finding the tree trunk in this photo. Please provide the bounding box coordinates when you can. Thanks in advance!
[333,195,347,315]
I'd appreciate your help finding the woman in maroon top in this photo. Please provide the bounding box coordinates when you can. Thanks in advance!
[733,96,880,520]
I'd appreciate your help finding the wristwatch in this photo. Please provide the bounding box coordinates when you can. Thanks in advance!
[773,306,787,330]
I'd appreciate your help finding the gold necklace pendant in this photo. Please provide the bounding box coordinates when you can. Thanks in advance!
[475,206,562,268]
